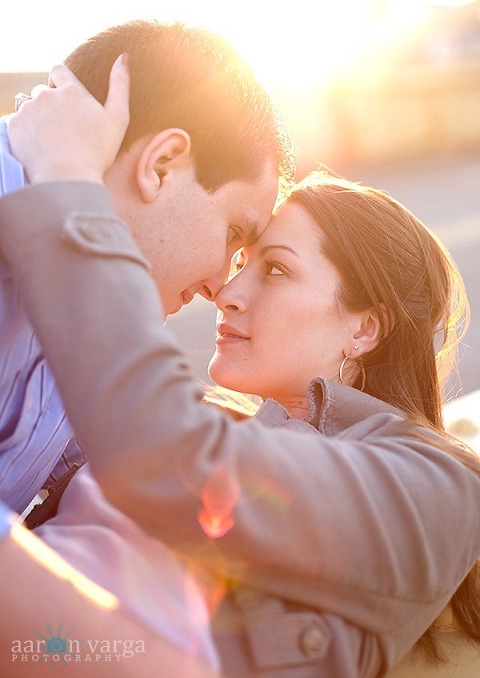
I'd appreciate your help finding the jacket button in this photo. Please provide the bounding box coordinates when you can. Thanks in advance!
[78,221,103,243]
[300,623,325,658]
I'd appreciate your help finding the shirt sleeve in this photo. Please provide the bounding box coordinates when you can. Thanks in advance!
[0,123,78,513]
[0,499,15,540]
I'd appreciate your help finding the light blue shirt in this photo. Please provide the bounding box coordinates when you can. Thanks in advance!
[0,499,14,539]
[0,118,83,514]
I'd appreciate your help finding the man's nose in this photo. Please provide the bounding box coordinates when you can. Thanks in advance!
[199,275,222,301]
[199,260,231,301]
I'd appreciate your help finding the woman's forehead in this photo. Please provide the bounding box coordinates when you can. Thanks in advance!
[253,202,320,249]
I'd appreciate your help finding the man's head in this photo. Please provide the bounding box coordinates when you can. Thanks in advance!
[64,20,295,313]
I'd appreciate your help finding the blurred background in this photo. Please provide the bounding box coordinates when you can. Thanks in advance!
[1,0,479,401]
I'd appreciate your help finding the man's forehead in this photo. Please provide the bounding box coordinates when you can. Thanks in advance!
[231,161,279,243]
[239,189,278,243]
[241,216,263,245]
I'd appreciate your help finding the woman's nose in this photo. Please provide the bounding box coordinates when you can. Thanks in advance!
[215,275,247,314]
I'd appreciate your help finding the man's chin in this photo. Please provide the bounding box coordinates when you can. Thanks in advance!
[165,291,195,316]
[163,296,182,316]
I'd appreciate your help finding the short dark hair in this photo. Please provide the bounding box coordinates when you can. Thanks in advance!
[64,20,295,194]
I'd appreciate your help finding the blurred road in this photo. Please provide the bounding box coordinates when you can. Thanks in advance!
[166,148,480,398]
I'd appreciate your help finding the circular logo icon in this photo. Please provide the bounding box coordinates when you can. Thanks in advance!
[46,636,67,654]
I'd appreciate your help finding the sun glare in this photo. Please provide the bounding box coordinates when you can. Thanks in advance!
[429,0,476,5]
[386,0,428,29]
[2,0,472,90]
[200,0,445,94]
[0,1,402,84]
[217,3,373,93]
[11,521,118,609]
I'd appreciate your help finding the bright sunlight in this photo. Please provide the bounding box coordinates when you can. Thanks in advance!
[2,0,469,93]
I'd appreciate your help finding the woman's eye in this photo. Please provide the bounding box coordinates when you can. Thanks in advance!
[265,262,286,276]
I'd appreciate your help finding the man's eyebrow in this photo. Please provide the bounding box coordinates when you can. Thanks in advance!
[259,244,300,257]
[242,218,260,244]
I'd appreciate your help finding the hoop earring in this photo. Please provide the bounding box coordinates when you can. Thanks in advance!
[338,355,366,392]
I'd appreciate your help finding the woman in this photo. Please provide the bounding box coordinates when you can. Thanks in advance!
[205,171,480,676]
[209,171,463,424]
[3,63,480,677]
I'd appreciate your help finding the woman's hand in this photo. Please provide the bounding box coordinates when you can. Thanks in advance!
[7,54,130,185]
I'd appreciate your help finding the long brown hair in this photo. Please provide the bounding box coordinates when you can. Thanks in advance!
[287,171,469,428]
[288,170,479,661]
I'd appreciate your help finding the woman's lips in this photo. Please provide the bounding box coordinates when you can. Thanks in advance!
[216,323,251,345]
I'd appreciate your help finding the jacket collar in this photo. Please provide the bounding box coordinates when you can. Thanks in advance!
[255,377,402,436]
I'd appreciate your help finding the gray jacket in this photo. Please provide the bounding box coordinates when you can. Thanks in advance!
[1,182,480,677]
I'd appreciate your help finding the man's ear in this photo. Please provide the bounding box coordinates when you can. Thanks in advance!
[350,304,391,355]
[136,129,191,203]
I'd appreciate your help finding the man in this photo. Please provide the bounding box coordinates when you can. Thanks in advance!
[0,19,294,514]
[0,20,291,676]
[3,57,480,677]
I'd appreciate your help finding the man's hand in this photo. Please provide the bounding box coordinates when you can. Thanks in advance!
[7,54,130,185]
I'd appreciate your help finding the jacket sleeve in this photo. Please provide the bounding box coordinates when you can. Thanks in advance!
[1,181,480,660]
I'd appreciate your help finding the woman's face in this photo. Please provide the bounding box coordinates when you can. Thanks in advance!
[208,201,366,412]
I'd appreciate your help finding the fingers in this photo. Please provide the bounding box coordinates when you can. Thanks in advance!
[30,84,50,98]
[104,53,130,132]
[46,56,130,133]
[8,54,130,185]
[14,81,50,113]
[48,63,85,89]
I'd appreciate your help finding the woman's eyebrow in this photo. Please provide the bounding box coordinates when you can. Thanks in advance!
[258,244,300,257]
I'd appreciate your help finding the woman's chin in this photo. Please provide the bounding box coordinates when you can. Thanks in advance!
[208,357,229,388]
[208,359,253,395]
[208,365,239,391]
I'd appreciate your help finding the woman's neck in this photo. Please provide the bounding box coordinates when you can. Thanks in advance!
[279,396,310,420]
